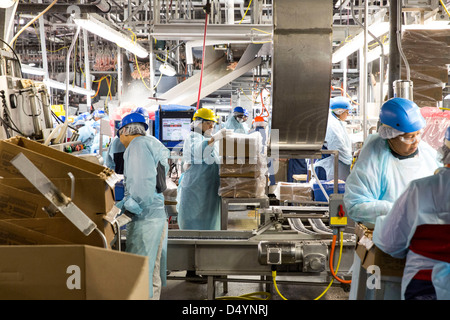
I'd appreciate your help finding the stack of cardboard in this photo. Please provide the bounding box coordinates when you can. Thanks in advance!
[0,137,150,300]
[218,132,268,198]
[0,137,117,248]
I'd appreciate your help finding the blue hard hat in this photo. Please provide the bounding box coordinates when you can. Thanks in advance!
[243,109,249,117]
[117,112,148,137]
[132,106,148,117]
[93,110,106,118]
[330,96,352,110]
[233,106,245,114]
[445,126,450,142]
[379,98,425,133]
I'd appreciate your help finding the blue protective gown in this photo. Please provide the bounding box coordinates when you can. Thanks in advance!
[344,133,440,300]
[176,131,221,230]
[344,133,440,226]
[373,167,450,300]
[315,111,353,181]
[432,261,450,300]
[77,123,96,154]
[116,135,170,298]
[224,116,249,134]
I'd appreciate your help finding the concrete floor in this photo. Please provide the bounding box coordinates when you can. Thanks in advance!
[161,271,350,300]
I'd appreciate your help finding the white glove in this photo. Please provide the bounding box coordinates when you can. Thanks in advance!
[211,128,232,141]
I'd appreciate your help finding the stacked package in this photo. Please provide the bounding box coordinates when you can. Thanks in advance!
[273,182,313,203]
[218,132,268,198]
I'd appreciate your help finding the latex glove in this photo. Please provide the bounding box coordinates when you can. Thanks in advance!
[211,128,232,141]
[116,211,134,228]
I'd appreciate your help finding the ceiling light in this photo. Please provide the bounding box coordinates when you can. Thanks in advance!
[73,13,148,58]
[44,79,95,96]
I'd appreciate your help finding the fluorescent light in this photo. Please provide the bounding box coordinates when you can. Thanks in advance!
[22,64,46,76]
[44,79,95,96]
[159,63,177,76]
[332,22,389,63]
[74,13,148,58]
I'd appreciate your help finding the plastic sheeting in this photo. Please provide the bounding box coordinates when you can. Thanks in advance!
[402,29,450,107]
[420,107,450,150]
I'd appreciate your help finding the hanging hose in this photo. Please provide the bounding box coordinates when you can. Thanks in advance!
[196,1,210,110]
[329,231,352,284]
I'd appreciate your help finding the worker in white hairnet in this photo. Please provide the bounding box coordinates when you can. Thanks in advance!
[177,108,232,230]
[314,96,354,181]
[224,106,249,134]
[105,107,148,173]
[176,108,232,281]
[373,126,450,300]
[344,97,441,300]
[75,119,96,154]
[113,112,170,299]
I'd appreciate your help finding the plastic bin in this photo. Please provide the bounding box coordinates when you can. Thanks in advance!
[313,180,345,202]
[114,180,124,201]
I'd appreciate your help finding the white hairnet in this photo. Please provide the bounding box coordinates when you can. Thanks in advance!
[119,122,147,136]
[378,125,405,140]
[438,145,450,165]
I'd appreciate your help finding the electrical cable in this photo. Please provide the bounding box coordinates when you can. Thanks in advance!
[440,0,450,17]
[239,0,253,24]
[0,38,23,78]
[271,268,288,300]
[329,231,352,284]
[9,0,59,47]
[196,1,210,110]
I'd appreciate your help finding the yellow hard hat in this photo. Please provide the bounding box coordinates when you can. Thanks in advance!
[192,108,218,123]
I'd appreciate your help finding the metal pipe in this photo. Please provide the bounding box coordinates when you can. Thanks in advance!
[388,0,400,98]
[65,26,81,124]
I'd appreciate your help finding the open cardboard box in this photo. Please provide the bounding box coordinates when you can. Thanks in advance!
[0,245,149,300]
[0,137,118,247]
[355,223,405,277]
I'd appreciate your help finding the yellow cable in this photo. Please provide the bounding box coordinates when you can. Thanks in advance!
[272,270,288,300]
[10,0,59,46]
[440,0,450,17]
[239,0,253,24]
[216,291,271,300]
[314,231,345,300]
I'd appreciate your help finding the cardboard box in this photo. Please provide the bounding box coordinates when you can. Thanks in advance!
[0,137,118,243]
[0,245,149,300]
[0,220,70,245]
[219,175,266,198]
[274,182,312,202]
[2,218,115,248]
[354,223,405,277]
[219,133,261,158]
[0,182,54,219]
[219,163,261,178]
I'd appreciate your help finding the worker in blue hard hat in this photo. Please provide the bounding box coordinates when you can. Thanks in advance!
[224,106,249,134]
[373,126,450,300]
[314,96,354,181]
[112,112,170,299]
[344,97,441,300]
[105,107,147,173]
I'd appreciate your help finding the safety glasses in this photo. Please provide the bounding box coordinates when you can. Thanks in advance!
[397,130,423,145]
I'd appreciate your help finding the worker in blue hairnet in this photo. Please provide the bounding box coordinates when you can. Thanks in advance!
[344,97,441,300]
[314,96,354,181]
[373,126,450,300]
[113,112,170,299]
[224,106,249,134]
